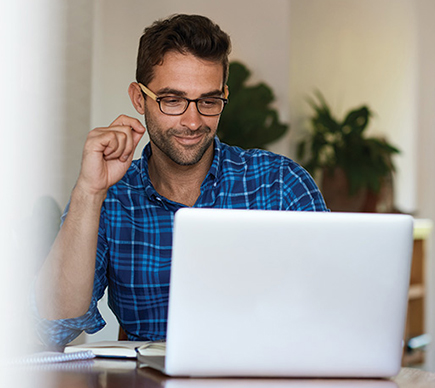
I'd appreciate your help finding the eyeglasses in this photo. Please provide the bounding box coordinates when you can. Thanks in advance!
[139,83,228,116]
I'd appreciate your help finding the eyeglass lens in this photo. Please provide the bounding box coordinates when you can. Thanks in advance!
[159,97,225,116]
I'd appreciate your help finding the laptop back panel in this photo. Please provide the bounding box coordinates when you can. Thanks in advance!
[165,209,413,377]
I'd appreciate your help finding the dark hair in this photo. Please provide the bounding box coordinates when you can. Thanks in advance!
[136,14,231,90]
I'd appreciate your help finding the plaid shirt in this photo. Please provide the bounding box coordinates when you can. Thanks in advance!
[36,138,327,346]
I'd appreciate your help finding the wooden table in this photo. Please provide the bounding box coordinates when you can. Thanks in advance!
[13,360,435,388]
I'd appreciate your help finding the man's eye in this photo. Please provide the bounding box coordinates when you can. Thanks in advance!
[200,98,219,107]
[163,97,184,106]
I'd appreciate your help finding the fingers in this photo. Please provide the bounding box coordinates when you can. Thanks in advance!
[87,128,131,162]
[100,131,130,161]
[110,115,146,148]
[89,115,146,162]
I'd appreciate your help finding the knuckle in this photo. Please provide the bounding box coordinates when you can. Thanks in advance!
[118,131,128,141]
[87,127,101,138]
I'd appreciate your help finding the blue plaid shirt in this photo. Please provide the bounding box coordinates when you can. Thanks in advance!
[36,138,327,346]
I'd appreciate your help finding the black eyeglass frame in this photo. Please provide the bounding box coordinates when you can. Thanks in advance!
[138,83,228,117]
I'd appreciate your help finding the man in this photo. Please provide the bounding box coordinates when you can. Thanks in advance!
[35,14,327,346]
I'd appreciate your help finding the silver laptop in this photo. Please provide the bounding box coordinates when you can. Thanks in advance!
[140,209,413,378]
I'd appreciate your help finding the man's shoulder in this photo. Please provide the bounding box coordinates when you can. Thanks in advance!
[218,141,320,188]
[219,142,302,173]
[216,142,326,211]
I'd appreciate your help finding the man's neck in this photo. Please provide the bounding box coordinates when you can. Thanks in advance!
[147,144,214,207]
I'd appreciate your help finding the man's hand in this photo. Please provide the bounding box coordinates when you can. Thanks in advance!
[76,115,146,196]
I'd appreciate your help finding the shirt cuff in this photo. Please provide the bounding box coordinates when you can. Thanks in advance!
[30,280,106,347]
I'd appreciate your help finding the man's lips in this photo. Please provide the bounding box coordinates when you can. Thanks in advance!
[173,134,204,146]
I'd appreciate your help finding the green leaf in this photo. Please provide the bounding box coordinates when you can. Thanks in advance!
[218,61,288,149]
[297,141,306,160]
[342,106,370,135]
[226,62,250,95]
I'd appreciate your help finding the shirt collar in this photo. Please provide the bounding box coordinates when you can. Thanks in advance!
[139,143,156,200]
[207,136,221,181]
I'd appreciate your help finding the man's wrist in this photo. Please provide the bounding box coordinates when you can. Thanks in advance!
[72,182,107,206]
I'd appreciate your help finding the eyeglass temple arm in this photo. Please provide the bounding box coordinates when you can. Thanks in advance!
[138,83,158,101]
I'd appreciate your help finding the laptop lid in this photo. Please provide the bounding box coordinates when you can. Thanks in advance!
[164,209,413,377]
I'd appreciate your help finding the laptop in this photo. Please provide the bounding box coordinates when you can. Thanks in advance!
[140,208,414,378]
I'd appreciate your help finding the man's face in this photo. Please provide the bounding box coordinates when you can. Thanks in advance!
[144,51,225,166]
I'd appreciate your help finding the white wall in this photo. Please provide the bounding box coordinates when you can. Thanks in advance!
[415,0,435,372]
[0,0,95,358]
[0,0,84,386]
[0,0,67,343]
[289,0,418,213]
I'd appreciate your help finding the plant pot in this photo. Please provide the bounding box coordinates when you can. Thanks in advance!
[321,167,367,212]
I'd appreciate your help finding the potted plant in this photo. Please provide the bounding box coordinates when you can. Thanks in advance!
[218,61,288,149]
[297,91,400,212]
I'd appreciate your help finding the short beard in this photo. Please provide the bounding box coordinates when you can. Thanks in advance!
[144,106,216,166]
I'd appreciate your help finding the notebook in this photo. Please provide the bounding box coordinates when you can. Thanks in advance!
[139,209,413,378]
[64,340,165,358]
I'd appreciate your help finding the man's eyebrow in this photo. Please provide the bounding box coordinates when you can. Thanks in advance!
[200,89,225,98]
[156,88,224,98]
[156,88,186,96]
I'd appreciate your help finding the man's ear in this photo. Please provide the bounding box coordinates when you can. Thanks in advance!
[224,85,229,99]
[128,82,145,115]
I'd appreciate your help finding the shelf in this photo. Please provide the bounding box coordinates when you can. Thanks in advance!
[413,219,433,240]
[408,285,425,300]
[402,219,433,367]
[402,349,425,367]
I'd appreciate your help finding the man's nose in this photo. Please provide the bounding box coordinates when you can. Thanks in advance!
[180,101,203,130]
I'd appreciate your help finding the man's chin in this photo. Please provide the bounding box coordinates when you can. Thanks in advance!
[168,138,214,166]
[169,149,209,166]
[149,131,215,166]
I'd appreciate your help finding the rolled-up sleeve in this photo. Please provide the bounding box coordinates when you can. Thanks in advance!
[32,290,106,347]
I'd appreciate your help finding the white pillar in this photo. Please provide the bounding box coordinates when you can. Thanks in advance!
[0,1,90,385]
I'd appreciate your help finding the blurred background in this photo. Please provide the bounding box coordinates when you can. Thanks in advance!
[1,0,434,377]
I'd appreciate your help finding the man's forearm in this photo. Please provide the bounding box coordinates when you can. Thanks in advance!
[35,115,145,321]
[35,186,106,320]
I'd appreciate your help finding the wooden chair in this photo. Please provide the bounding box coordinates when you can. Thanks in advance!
[118,326,128,340]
